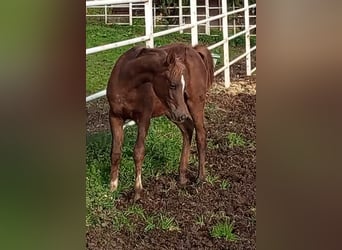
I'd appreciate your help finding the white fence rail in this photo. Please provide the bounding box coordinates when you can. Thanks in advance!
[86,0,256,102]
[86,2,256,35]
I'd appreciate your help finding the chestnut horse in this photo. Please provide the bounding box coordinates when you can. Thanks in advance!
[106,43,214,201]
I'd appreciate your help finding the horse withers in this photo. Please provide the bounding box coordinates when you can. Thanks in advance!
[106,43,214,201]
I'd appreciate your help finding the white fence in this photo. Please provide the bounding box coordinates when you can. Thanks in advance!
[87,1,256,35]
[86,0,256,102]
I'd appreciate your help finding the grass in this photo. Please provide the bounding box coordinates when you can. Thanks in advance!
[111,207,179,233]
[113,210,135,232]
[211,219,238,242]
[99,202,180,233]
[220,180,230,190]
[144,215,157,232]
[144,213,180,232]
[158,214,180,232]
[125,204,146,219]
[227,132,247,148]
[86,24,145,94]
[206,174,219,185]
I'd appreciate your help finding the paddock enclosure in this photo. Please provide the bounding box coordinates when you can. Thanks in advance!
[86,0,256,101]
[86,0,256,249]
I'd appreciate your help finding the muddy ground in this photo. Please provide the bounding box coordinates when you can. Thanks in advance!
[86,71,256,249]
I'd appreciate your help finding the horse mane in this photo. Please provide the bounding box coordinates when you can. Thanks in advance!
[134,47,167,58]
[161,43,214,89]
[163,43,188,79]
[123,44,213,88]
[169,57,186,79]
[119,47,168,79]
[193,44,214,89]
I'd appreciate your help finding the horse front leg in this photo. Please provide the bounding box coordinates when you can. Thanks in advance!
[176,119,194,185]
[109,113,124,192]
[187,102,207,182]
[195,118,206,182]
[133,117,151,201]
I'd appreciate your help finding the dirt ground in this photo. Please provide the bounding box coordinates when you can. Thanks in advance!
[86,71,256,249]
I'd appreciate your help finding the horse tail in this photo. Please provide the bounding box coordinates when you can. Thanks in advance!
[193,44,214,89]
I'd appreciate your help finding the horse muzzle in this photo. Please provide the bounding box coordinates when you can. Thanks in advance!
[170,109,190,123]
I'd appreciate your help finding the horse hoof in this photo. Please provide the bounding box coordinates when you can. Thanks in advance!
[179,177,189,186]
[110,179,118,192]
[197,176,205,183]
[133,192,141,202]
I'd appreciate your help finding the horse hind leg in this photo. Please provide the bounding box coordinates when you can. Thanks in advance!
[109,114,124,192]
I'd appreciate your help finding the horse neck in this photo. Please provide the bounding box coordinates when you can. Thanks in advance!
[132,72,154,87]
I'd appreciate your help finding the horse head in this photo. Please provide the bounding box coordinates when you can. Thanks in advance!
[152,51,190,123]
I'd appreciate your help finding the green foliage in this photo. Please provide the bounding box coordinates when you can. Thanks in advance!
[95,204,181,233]
[125,204,146,219]
[227,132,247,148]
[206,174,219,185]
[211,219,238,242]
[220,180,230,190]
[113,210,135,232]
[144,215,157,232]
[158,214,180,231]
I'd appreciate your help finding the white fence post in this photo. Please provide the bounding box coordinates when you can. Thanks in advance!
[190,0,198,46]
[153,3,156,28]
[222,0,230,87]
[129,2,133,25]
[105,5,108,24]
[144,0,154,47]
[244,0,251,76]
[233,1,236,34]
[179,0,183,34]
[205,0,210,35]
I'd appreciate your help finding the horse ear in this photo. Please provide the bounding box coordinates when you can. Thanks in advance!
[135,47,148,57]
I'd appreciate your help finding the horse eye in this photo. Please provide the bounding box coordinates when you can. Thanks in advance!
[170,83,177,90]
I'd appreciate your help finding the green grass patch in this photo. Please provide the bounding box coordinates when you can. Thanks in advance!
[113,210,135,232]
[89,199,181,233]
[107,206,180,233]
[206,173,219,185]
[227,132,247,148]
[220,180,230,190]
[125,204,146,219]
[211,219,238,242]
[86,24,146,94]
[158,214,180,232]
[143,213,180,232]
[144,215,157,232]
